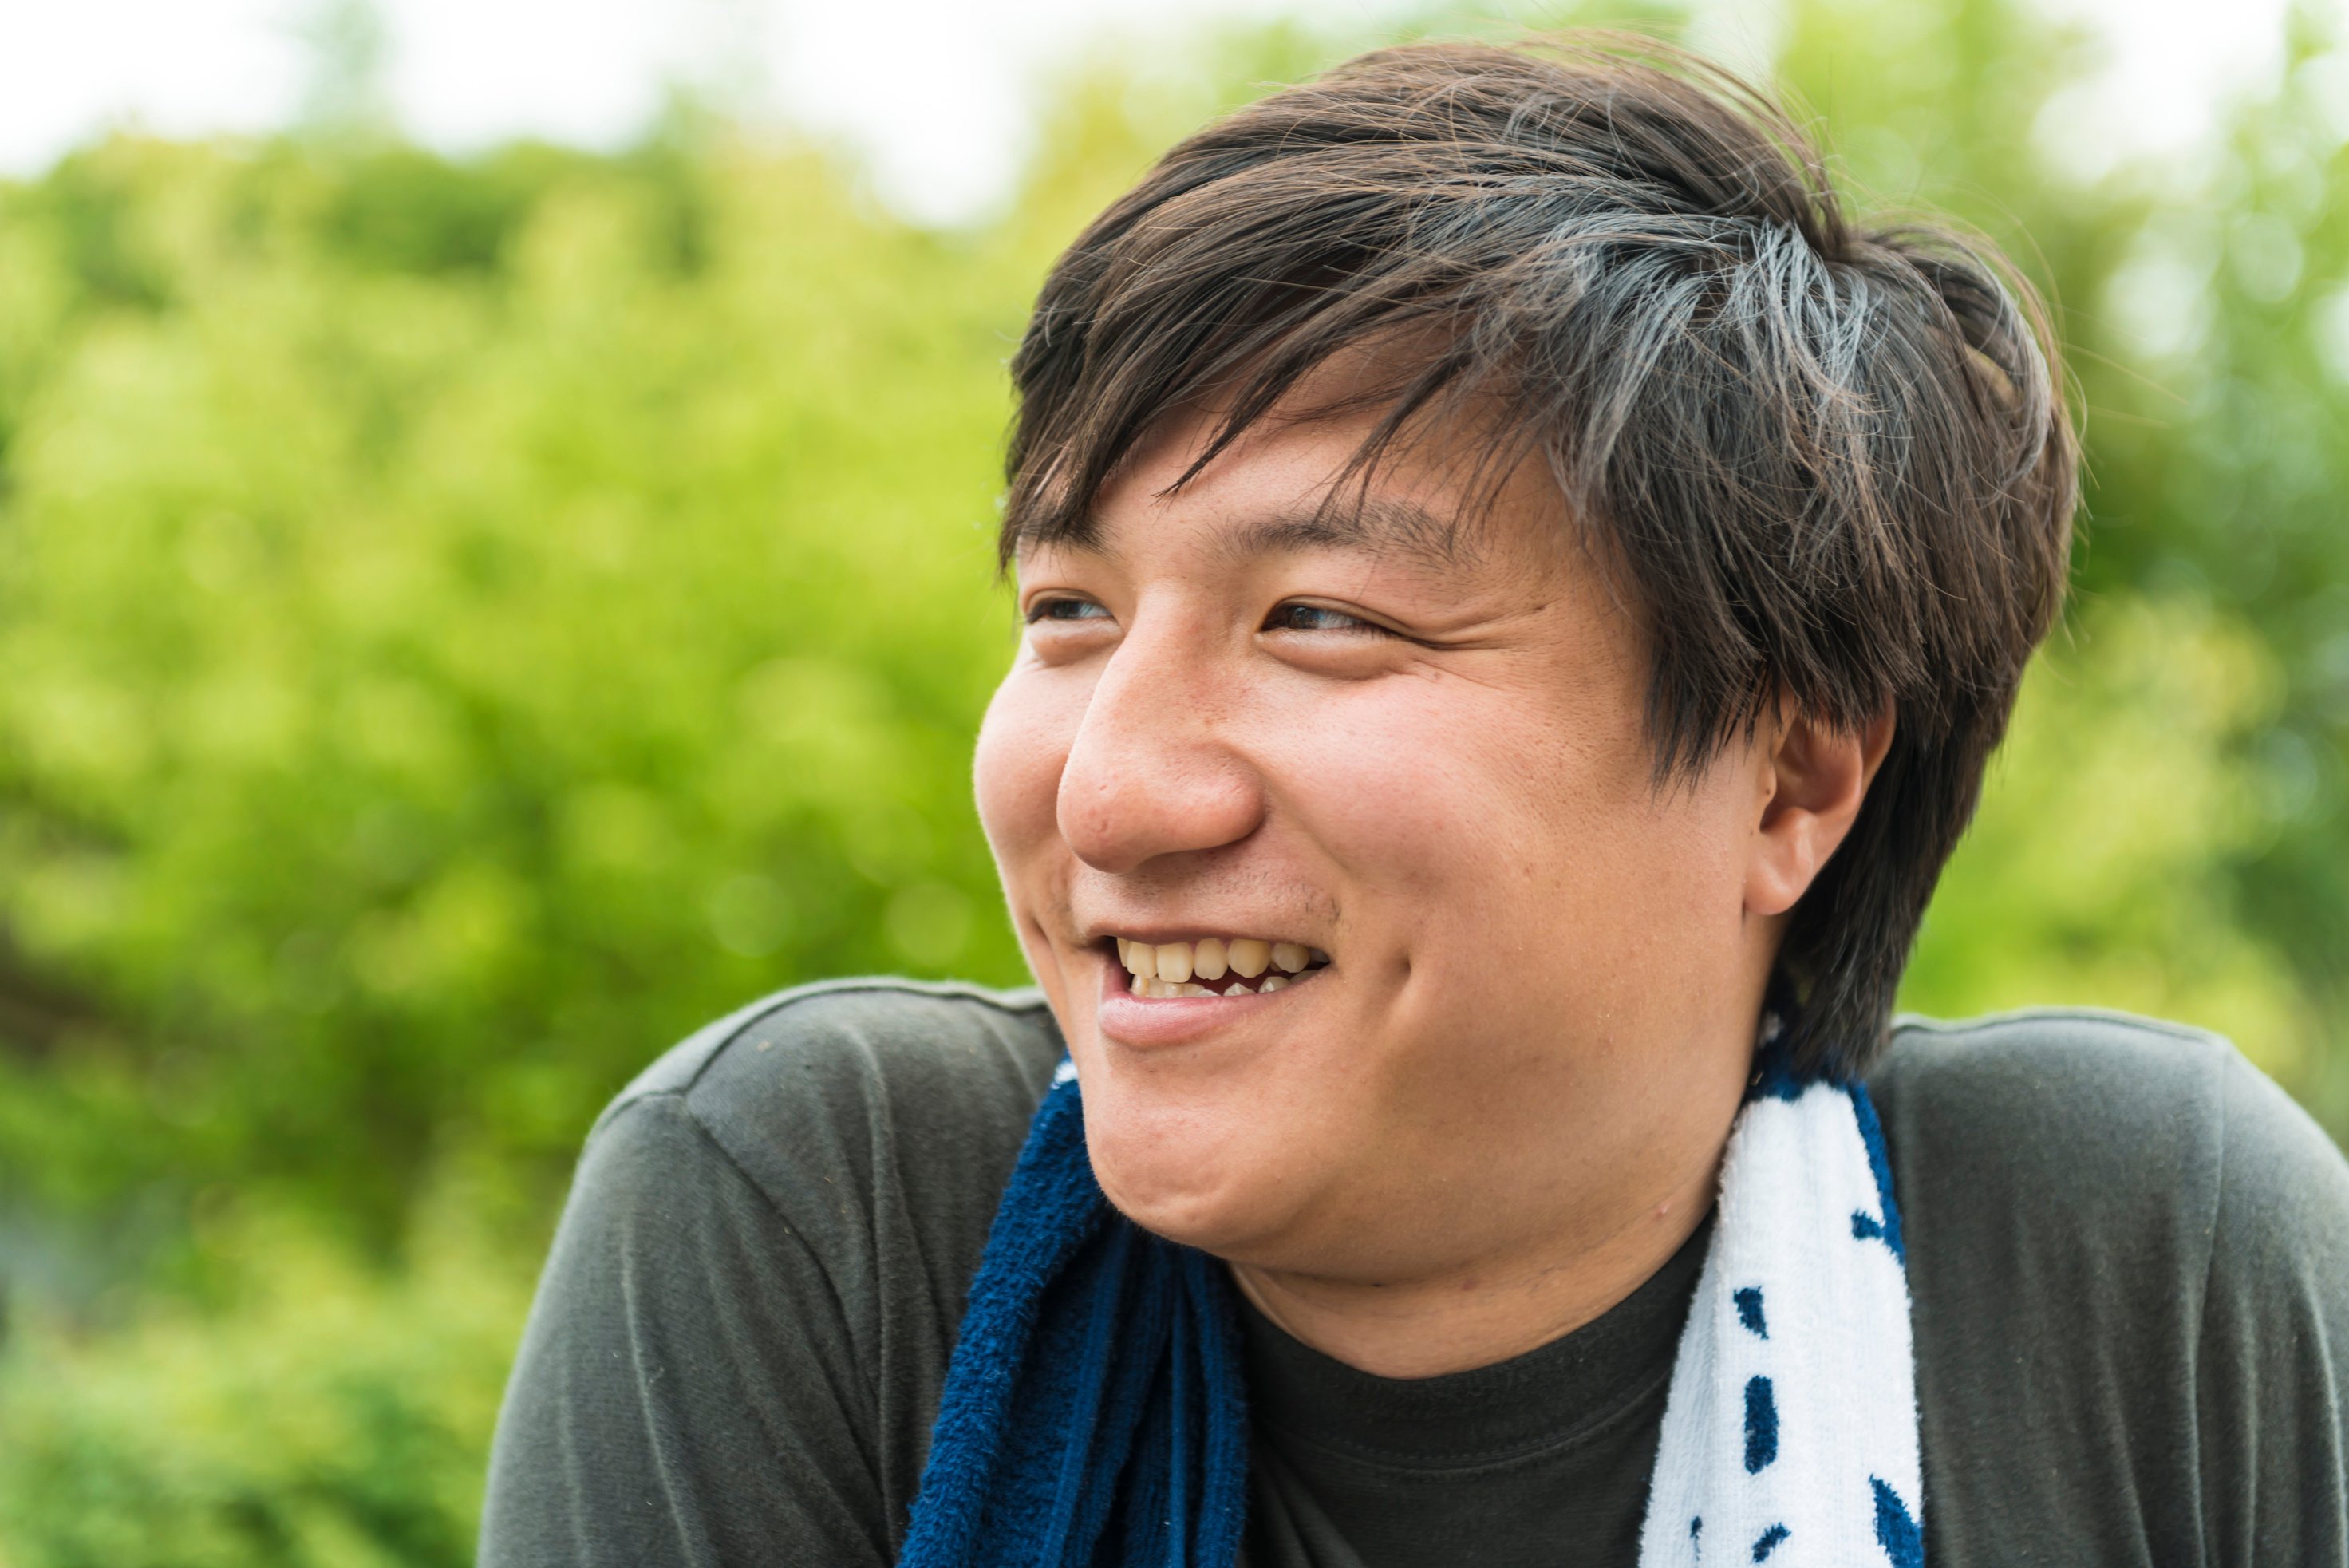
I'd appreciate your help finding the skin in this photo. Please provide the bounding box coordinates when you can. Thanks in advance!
[972,393,1892,1380]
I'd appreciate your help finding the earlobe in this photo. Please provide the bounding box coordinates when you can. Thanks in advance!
[1745,705,1895,918]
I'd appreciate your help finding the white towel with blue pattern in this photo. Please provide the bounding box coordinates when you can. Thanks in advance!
[1638,1068,1925,1566]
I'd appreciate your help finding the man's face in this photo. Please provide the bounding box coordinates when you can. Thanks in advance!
[973,401,1771,1287]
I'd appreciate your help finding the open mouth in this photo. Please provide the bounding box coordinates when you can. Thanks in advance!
[1108,935,1332,998]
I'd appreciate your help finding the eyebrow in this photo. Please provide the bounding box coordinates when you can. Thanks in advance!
[1213,496,1475,571]
[1022,493,1475,574]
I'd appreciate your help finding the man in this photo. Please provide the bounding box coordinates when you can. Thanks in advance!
[480,35,2349,1567]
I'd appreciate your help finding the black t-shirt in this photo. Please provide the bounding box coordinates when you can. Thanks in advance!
[477,980,2349,1566]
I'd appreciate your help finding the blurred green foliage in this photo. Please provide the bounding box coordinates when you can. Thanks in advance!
[0,1173,527,1566]
[0,0,2344,1558]
[0,124,1031,1256]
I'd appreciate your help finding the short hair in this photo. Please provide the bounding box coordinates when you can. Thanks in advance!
[1000,32,2079,1079]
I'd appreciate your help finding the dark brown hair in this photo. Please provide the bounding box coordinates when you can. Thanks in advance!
[1000,33,2078,1078]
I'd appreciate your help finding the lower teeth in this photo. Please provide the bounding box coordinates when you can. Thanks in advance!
[1131,970,1317,998]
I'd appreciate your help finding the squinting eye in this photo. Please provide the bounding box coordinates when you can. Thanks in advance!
[1025,597,1111,624]
[1263,602,1382,634]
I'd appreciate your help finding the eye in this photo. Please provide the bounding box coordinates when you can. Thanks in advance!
[1024,596,1113,625]
[1262,601,1387,635]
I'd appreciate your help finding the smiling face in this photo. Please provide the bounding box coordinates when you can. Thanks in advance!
[973,400,1790,1301]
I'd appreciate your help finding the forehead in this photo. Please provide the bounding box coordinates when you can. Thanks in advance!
[1016,401,1562,579]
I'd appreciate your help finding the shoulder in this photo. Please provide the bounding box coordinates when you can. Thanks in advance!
[1869,1014,2349,1560]
[1873,1002,2238,1105]
[488,979,1060,1563]
[1868,1005,2347,1241]
[561,979,1061,1496]
[591,977,1065,1229]
[608,975,1064,1114]
[1869,1009,2239,1354]
[1869,1005,2235,1183]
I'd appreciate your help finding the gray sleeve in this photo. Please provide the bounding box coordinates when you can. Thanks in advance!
[477,1091,893,1568]
[2194,1049,2349,1567]
[1874,1011,2349,1566]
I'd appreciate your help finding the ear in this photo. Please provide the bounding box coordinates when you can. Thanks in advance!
[1744,702,1897,918]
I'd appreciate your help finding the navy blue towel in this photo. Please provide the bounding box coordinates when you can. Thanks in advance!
[898,1068,1251,1567]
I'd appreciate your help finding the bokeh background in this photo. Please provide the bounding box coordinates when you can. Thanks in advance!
[0,0,2344,1557]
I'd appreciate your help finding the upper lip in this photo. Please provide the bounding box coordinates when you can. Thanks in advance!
[1078,921,1321,948]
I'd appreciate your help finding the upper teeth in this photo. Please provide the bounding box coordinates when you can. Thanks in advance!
[1115,935,1328,997]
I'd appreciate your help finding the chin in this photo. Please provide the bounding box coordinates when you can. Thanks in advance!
[1080,1096,1310,1258]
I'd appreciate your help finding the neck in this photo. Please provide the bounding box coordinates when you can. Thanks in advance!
[1225,1140,1725,1380]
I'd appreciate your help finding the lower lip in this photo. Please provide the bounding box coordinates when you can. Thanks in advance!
[1092,958,1314,1048]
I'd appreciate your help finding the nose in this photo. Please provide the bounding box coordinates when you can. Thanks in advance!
[1056,618,1265,874]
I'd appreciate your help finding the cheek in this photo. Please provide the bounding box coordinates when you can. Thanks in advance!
[1261,672,1645,901]
[973,661,1076,875]
[1257,670,1742,1003]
